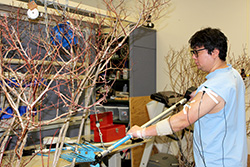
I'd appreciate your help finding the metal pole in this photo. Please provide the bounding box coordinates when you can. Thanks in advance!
[94,98,187,164]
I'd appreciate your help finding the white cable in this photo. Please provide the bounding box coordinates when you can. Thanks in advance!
[95,112,106,149]
[44,0,49,40]
[65,0,68,13]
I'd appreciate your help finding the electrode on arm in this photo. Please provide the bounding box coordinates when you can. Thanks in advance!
[199,86,219,104]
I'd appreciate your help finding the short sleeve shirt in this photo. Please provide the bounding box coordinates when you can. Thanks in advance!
[193,64,247,167]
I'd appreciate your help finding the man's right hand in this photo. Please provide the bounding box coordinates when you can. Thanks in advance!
[126,125,143,138]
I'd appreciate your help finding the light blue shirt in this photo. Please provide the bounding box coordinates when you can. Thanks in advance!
[194,64,247,167]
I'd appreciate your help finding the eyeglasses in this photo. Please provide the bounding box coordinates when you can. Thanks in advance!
[190,48,207,58]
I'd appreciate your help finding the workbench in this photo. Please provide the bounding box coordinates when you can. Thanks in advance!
[2,138,151,167]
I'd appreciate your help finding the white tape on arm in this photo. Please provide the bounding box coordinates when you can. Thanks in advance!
[200,86,219,104]
[156,117,173,136]
[183,104,191,114]
[183,100,195,114]
[136,128,149,138]
[136,130,142,138]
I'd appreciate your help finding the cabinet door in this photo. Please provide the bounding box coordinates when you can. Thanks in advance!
[129,27,157,167]
[129,27,156,97]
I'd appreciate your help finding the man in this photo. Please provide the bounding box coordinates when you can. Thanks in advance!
[127,28,247,167]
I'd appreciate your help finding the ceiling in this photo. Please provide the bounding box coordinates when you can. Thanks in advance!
[69,0,134,11]
[69,0,109,10]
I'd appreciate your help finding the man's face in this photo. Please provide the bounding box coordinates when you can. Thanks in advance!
[190,46,212,72]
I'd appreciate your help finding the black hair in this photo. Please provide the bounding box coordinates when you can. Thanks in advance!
[189,27,228,61]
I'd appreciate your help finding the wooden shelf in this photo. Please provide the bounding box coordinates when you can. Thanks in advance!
[105,99,129,104]
[3,72,86,80]
[2,58,87,80]
[2,58,86,67]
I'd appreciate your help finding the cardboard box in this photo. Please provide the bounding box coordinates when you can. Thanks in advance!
[90,112,126,142]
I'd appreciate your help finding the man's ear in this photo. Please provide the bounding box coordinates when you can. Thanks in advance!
[211,48,220,58]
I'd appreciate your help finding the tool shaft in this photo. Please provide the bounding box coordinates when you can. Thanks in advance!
[97,98,187,159]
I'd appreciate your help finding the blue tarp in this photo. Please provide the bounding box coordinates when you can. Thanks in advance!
[0,106,28,119]
[50,22,78,49]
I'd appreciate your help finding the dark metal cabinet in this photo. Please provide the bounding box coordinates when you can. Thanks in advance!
[129,27,156,97]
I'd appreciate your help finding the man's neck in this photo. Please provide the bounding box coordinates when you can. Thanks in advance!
[209,61,228,73]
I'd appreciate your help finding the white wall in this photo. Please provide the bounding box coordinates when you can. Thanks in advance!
[5,0,249,93]
[155,0,250,91]
[154,1,250,153]
[2,0,250,154]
